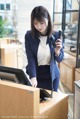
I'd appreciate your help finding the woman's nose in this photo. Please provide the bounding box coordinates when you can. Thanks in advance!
[37,24,41,29]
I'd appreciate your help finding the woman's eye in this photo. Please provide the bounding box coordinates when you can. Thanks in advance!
[34,23,37,25]
[40,22,44,24]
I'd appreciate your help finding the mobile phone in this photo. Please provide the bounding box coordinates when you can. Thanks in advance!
[51,35,56,48]
[58,30,62,39]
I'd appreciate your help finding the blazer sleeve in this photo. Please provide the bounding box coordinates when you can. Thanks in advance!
[54,45,64,63]
[25,32,37,79]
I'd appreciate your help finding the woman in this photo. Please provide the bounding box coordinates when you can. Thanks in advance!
[25,6,64,91]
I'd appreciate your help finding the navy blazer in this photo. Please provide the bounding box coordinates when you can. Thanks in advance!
[25,30,64,81]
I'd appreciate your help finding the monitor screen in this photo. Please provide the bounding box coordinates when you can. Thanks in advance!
[0,66,51,101]
[0,66,32,86]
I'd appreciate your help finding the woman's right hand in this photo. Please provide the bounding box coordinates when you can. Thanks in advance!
[31,77,38,87]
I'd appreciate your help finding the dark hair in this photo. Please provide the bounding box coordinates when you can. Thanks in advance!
[31,6,52,38]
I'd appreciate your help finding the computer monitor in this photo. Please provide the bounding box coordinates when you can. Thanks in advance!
[0,66,51,101]
[0,66,32,86]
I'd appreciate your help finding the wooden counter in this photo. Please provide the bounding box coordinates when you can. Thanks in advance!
[39,92,68,119]
[75,68,80,81]
[74,80,80,119]
[60,59,76,92]
[0,44,22,68]
[0,80,68,119]
[64,52,76,60]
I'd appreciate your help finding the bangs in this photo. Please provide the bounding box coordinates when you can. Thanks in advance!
[33,15,46,22]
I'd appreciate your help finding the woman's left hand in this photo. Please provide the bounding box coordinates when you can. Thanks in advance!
[54,39,62,56]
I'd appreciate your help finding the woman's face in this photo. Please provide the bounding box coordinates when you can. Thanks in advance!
[33,18,48,35]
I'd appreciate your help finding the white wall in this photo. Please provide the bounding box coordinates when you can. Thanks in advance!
[16,0,53,42]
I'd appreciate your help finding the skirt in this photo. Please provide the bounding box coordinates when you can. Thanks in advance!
[37,65,52,90]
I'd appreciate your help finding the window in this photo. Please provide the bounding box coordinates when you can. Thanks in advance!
[66,0,72,10]
[0,4,4,10]
[66,0,72,22]
[53,0,63,30]
[6,4,10,10]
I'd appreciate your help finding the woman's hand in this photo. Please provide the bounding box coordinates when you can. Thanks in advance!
[31,77,38,87]
[54,39,62,56]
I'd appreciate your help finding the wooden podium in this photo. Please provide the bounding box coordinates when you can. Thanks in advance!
[0,81,68,119]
